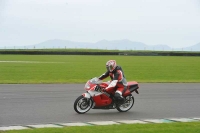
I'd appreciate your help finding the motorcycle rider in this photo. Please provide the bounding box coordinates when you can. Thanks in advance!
[98,60,127,105]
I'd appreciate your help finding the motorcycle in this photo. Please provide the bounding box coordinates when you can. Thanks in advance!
[74,77,139,114]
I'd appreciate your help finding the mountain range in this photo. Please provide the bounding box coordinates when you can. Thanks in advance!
[1,39,200,51]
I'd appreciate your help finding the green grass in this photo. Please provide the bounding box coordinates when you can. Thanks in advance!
[0,55,200,83]
[1,122,200,133]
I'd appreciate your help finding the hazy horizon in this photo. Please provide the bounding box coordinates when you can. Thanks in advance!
[1,0,200,48]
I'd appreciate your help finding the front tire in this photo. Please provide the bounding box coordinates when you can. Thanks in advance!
[74,95,93,114]
[116,94,134,112]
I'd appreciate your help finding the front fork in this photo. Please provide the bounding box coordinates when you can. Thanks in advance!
[82,92,91,99]
[82,92,95,108]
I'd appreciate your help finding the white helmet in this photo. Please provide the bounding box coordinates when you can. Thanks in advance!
[106,60,117,72]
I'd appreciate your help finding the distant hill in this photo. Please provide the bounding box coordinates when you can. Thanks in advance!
[1,39,200,51]
[179,42,200,51]
[95,39,147,50]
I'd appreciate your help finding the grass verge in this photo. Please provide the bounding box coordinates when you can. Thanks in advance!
[0,55,200,83]
[1,122,200,133]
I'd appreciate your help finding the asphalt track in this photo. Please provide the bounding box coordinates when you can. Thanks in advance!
[0,83,200,126]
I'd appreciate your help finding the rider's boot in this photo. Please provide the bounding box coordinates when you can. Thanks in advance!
[114,92,125,106]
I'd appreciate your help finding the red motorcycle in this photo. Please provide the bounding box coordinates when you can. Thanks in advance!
[74,77,139,114]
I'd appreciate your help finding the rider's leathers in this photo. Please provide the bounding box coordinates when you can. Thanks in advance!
[99,66,127,103]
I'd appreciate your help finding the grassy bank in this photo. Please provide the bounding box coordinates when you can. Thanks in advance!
[0,55,200,83]
[1,122,200,133]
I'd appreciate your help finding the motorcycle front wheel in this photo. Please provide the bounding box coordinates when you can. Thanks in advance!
[116,94,134,112]
[74,95,93,114]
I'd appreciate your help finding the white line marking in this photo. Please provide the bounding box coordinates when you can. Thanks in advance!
[87,121,119,125]
[0,126,29,131]
[27,124,62,128]
[143,119,173,123]
[0,118,199,131]
[168,118,197,122]
[117,120,147,124]
[58,122,90,126]
[193,118,200,120]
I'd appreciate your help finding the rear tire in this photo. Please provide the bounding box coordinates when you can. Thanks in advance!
[116,94,134,112]
[74,95,93,114]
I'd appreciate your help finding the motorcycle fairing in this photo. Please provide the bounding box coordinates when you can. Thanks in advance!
[92,93,112,107]
[123,81,139,96]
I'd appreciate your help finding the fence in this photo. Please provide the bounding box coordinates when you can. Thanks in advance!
[0,50,200,56]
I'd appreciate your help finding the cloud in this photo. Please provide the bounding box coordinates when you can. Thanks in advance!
[0,0,200,47]
[0,0,7,19]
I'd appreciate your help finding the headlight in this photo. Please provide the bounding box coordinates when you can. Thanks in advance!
[85,83,90,89]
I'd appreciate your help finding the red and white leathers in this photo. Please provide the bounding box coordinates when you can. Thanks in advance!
[99,66,127,97]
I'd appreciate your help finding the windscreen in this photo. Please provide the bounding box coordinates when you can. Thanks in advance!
[89,77,102,84]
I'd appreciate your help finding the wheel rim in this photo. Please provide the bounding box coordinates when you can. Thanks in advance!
[76,98,92,113]
[118,96,133,111]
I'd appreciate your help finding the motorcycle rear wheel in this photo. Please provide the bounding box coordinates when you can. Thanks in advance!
[74,95,93,114]
[116,94,134,112]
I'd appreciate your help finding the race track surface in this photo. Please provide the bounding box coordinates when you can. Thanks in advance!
[0,83,200,126]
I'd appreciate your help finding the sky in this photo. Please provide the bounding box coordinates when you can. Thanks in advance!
[0,0,200,48]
